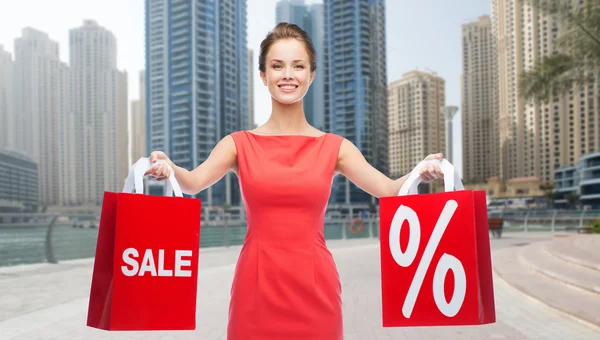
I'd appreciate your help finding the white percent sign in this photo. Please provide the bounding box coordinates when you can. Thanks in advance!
[389,200,467,318]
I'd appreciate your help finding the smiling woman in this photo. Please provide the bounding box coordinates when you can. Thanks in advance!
[145,22,445,340]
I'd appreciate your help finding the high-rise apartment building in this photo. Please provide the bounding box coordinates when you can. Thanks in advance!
[0,149,39,212]
[276,0,307,23]
[0,46,13,150]
[492,0,599,183]
[247,49,255,130]
[461,15,499,184]
[131,71,146,164]
[388,71,446,187]
[276,0,324,130]
[70,20,128,204]
[145,0,248,206]
[324,0,387,204]
[13,28,72,206]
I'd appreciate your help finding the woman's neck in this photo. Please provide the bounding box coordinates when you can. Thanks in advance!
[262,99,312,134]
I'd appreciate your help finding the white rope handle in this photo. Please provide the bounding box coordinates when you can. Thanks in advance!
[122,157,183,197]
[398,159,464,196]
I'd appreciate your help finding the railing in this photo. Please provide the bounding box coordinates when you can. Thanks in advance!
[1,209,598,268]
[490,209,600,232]
[0,212,380,268]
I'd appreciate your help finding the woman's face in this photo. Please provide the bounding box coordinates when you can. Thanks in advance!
[260,39,315,105]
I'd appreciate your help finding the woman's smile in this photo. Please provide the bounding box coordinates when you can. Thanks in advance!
[278,84,299,93]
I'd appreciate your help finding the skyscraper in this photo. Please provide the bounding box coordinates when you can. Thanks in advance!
[0,46,13,150]
[492,0,599,183]
[276,0,307,24]
[324,0,387,204]
[275,0,325,130]
[388,71,446,192]
[131,71,146,164]
[145,0,248,206]
[247,49,255,130]
[70,20,128,205]
[461,15,499,184]
[13,28,72,206]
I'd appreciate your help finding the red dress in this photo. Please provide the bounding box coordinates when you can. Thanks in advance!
[227,131,344,340]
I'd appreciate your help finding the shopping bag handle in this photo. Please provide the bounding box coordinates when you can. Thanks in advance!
[122,157,183,197]
[398,158,464,196]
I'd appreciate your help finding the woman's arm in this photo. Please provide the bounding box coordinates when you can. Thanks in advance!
[336,138,444,198]
[147,135,237,196]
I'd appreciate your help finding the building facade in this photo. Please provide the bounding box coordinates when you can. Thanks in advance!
[0,46,13,150]
[0,149,39,212]
[461,15,499,184]
[579,152,600,209]
[145,0,248,206]
[324,0,387,204]
[388,71,446,191]
[70,20,128,205]
[492,0,599,184]
[275,0,325,130]
[555,151,600,209]
[13,28,72,207]
[247,49,255,130]
[131,70,147,164]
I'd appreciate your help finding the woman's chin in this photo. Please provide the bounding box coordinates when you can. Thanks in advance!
[271,95,304,105]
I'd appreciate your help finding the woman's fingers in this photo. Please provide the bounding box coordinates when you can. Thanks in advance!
[144,162,160,177]
[143,151,173,180]
[419,167,432,182]
[419,164,444,182]
[424,153,443,161]
[154,162,172,181]
[143,162,170,181]
[149,151,166,164]
[433,164,444,179]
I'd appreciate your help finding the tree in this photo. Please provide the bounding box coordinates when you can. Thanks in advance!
[539,182,558,209]
[564,192,580,209]
[519,0,600,102]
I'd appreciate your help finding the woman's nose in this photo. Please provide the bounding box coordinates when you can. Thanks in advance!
[284,67,293,79]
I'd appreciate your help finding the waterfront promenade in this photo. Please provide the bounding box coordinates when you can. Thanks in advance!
[1,232,599,339]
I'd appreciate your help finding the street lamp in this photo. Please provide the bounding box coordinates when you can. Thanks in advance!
[442,105,459,164]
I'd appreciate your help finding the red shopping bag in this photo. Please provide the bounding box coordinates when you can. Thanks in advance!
[379,159,495,327]
[87,158,201,331]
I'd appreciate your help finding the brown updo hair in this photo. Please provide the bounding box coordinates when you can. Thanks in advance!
[258,22,317,73]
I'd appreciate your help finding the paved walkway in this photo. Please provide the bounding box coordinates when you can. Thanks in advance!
[493,234,600,329]
[1,233,599,339]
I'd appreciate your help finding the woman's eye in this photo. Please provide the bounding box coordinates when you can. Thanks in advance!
[273,65,282,69]
[295,65,304,69]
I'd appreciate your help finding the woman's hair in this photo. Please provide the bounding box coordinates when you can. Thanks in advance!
[258,22,317,73]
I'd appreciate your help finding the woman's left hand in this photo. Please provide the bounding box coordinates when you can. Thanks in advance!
[418,153,445,182]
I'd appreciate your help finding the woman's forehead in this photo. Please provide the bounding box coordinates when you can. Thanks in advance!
[268,40,309,60]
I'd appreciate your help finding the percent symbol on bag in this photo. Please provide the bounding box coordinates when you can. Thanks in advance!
[389,200,466,318]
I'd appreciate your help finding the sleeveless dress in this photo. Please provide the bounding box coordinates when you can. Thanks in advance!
[227,130,344,340]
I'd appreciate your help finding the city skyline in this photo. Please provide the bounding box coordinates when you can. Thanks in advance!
[145,0,249,206]
[0,0,493,178]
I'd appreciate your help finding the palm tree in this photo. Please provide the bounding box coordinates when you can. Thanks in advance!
[564,192,580,209]
[539,182,558,209]
[519,0,600,102]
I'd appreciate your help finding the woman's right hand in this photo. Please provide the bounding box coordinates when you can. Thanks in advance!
[144,151,175,181]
